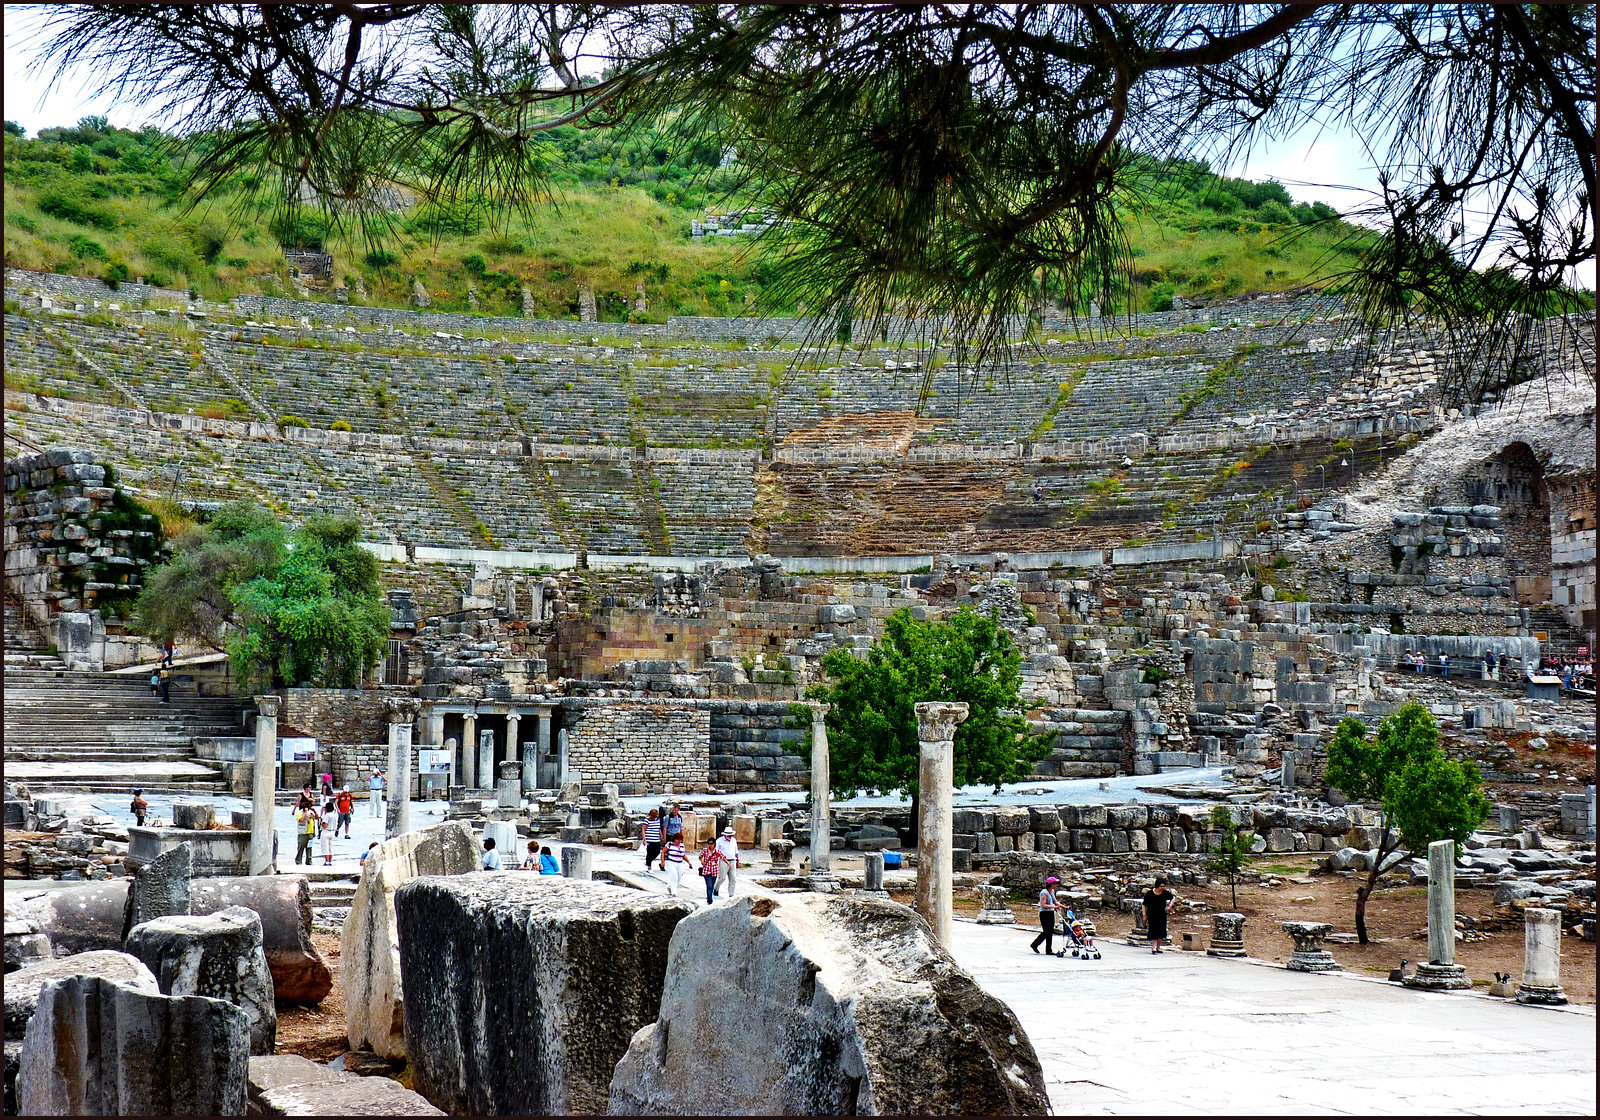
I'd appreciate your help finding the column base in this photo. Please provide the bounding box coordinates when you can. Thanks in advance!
[806,873,842,893]
[1515,982,1568,1005]
[767,863,795,876]
[1286,952,1341,972]
[1207,940,1247,957]
[859,889,893,902]
[1403,962,1472,990]
[974,909,1013,924]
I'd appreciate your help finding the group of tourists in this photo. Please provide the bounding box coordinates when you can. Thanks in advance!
[642,806,742,904]
[291,780,357,866]
[1031,875,1176,956]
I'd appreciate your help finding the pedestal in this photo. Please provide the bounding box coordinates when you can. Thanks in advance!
[1207,912,1247,957]
[1125,898,1150,946]
[1516,907,1568,1004]
[1404,961,1472,990]
[858,851,890,900]
[974,883,1013,924]
[1282,921,1339,971]
[560,846,592,880]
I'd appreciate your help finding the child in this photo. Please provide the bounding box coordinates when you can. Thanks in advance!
[360,841,380,866]
[319,800,337,866]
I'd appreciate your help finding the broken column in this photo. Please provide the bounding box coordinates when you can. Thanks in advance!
[342,822,479,1060]
[1281,921,1339,971]
[250,695,279,876]
[125,906,277,1055]
[974,884,1013,924]
[17,974,248,1116]
[477,730,495,796]
[1515,908,1567,1005]
[1207,912,1247,957]
[496,762,522,809]
[806,702,839,892]
[914,700,968,947]
[560,846,592,880]
[859,851,889,900]
[767,838,794,872]
[1281,751,1296,790]
[1404,839,1471,990]
[121,841,192,938]
[607,894,1049,1115]
[394,875,691,1115]
[385,697,421,839]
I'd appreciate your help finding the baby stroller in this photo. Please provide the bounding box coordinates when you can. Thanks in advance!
[1056,909,1102,960]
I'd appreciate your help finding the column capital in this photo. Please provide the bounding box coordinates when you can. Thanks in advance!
[255,694,281,719]
[914,700,969,743]
[808,701,830,721]
[386,695,422,723]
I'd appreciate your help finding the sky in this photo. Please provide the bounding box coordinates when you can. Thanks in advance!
[5,13,1591,291]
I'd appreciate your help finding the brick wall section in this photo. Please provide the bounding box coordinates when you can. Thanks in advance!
[274,688,394,744]
[560,699,711,790]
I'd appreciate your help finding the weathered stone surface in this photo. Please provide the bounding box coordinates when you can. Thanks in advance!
[18,974,248,1116]
[4,916,52,973]
[126,907,277,1055]
[120,841,193,938]
[172,802,216,830]
[609,894,1049,1116]
[246,1055,444,1116]
[395,874,692,1115]
[5,951,157,1043]
[341,821,479,1059]
[8,877,330,1001]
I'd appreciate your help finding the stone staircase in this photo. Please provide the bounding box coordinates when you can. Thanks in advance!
[4,598,64,671]
[3,663,246,796]
[303,870,360,932]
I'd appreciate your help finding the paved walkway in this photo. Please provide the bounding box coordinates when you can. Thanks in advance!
[948,920,1596,1115]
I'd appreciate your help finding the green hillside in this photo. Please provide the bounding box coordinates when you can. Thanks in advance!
[4,116,1368,322]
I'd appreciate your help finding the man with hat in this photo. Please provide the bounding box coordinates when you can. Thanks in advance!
[714,824,741,898]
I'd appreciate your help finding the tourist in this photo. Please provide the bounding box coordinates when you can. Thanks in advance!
[524,841,541,870]
[360,841,379,866]
[664,805,684,845]
[335,786,355,838]
[481,836,501,871]
[149,670,160,698]
[293,806,316,866]
[1032,483,1044,503]
[161,640,174,668]
[539,844,559,875]
[1144,875,1176,954]
[715,825,740,898]
[130,788,148,828]
[319,799,337,866]
[321,772,334,798]
[1482,650,1495,680]
[1498,652,1510,680]
[294,782,317,815]
[697,836,724,904]
[1561,663,1574,691]
[369,769,385,817]
[660,833,693,898]
[1401,648,1413,672]
[158,666,171,703]
[1030,876,1063,955]
[641,809,663,869]
[1438,652,1449,678]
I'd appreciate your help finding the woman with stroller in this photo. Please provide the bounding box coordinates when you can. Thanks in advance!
[1030,876,1065,955]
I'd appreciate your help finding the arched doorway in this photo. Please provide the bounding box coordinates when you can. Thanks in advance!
[1465,442,1551,605]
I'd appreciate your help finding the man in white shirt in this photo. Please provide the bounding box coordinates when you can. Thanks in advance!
[715,826,740,897]
[481,836,501,871]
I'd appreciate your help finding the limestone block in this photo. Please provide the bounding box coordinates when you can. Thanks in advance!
[394,874,692,1115]
[992,807,1031,835]
[5,951,157,1046]
[172,803,216,830]
[121,841,193,936]
[732,815,757,847]
[1127,829,1148,852]
[607,895,1049,1116]
[126,907,276,1056]
[342,822,479,1059]
[1266,827,1296,853]
[17,974,248,1116]
[247,1055,444,1116]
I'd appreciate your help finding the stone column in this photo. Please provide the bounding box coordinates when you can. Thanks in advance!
[859,851,889,900]
[1207,912,1247,956]
[806,703,839,893]
[914,700,968,947]
[249,695,279,876]
[384,697,421,839]
[1516,908,1567,1004]
[478,729,495,792]
[460,709,477,788]
[496,761,522,809]
[537,709,553,787]
[560,846,592,880]
[556,728,570,786]
[1404,839,1471,990]
[423,706,444,747]
[1281,751,1296,790]
[512,711,533,793]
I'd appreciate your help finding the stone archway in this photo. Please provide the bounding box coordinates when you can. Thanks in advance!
[1465,441,1551,605]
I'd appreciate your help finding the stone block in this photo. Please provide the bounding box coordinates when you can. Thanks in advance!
[126,906,277,1055]
[1266,827,1296,853]
[1149,827,1171,854]
[992,808,1031,836]
[1073,805,1109,828]
[5,951,157,1043]
[342,822,480,1059]
[607,895,1048,1115]
[733,815,757,847]
[17,974,248,1116]
[1127,829,1148,852]
[1026,807,1060,832]
[394,874,692,1115]
[995,835,1015,853]
[171,802,216,830]
[1109,830,1130,853]
[1016,831,1036,852]
[122,841,193,936]
[247,1054,444,1116]
[1106,805,1147,829]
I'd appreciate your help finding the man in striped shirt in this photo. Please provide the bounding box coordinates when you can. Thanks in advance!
[641,809,663,869]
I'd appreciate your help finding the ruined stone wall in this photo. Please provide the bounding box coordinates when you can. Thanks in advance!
[560,700,711,789]
[1548,473,1596,633]
[273,688,394,745]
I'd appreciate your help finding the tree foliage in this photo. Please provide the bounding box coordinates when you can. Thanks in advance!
[135,504,388,690]
[802,606,1048,800]
[1325,702,1491,943]
[22,4,1593,400]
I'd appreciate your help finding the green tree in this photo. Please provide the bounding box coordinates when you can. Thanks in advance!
[801,606,1049,818]
[1324,703,1491,944]
[133,501,286,649]
[1205,803,1254,912]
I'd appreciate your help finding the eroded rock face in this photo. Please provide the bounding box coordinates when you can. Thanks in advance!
[608,894,1050,1116]
[17,973,248,1116]
[394,874,692,1116]
[126,906,277,1055]
[5,877,331,1004]
[341,821,479,1058]
[246,1054,444,1116]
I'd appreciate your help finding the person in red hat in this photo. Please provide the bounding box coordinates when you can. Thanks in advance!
[1031,876,1065,955]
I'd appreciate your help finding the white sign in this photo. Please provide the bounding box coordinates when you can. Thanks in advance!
[418,749,455,775]
[279,737,318,764]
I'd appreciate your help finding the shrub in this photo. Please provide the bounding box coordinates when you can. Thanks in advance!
[364,248,398,268]
[67,235,108,260]
[461,252,487,276]
[279,414,309,428]
[329,419,352,432]
[102,262,130,288]
[38,187,117,230]
[1148,281,1176,313]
